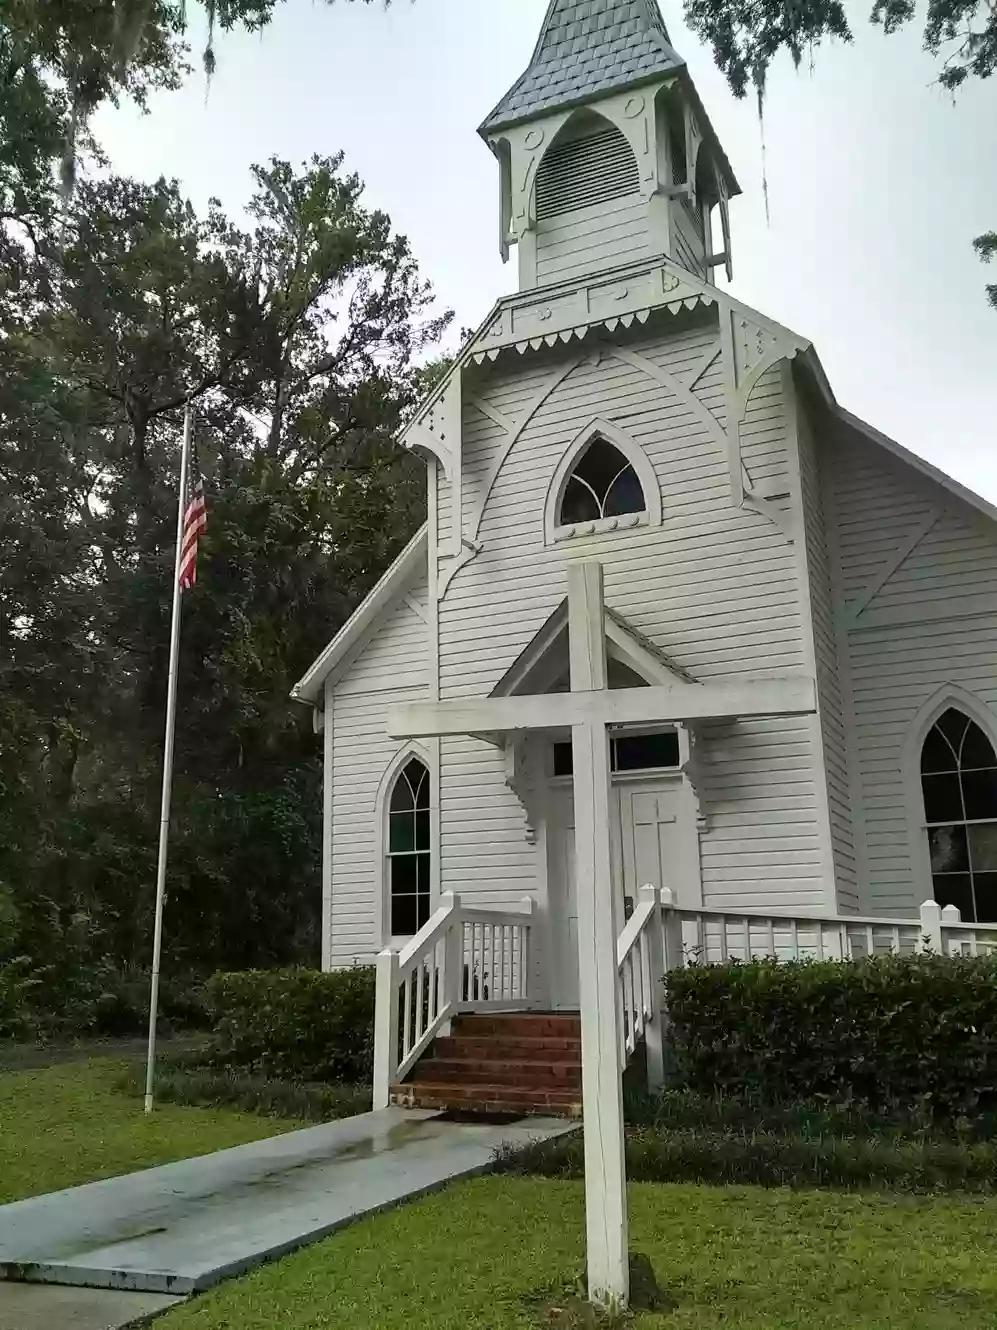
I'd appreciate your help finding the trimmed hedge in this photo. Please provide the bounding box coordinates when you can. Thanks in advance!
[495,1125,997,1193]
[116,1059,370,1121]
[666,953,997,1121]
[203,967,375,1083]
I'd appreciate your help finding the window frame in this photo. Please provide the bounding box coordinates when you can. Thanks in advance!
[376,744,437,946]
[549,725,688,782]
[905,687,997,919]
[543,416,662,548]
[919,708,997,923]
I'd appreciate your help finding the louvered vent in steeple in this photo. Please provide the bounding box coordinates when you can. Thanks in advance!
[535,125,640,222]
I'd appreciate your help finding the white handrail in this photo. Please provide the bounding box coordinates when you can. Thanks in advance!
[397,896,458,971]
[616,884,665,1086]
[373,892,537,1108]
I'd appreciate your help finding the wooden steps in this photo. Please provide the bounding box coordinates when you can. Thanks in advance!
[390,1013,582,1118]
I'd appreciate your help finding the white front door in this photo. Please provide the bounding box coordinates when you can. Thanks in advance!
[546,776,695,1008]
[616,777,690,912]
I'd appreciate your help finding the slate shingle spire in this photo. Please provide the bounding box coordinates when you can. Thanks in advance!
[480,0,685,135]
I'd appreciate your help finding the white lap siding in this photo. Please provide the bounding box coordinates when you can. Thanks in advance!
[437,321,832,914]
[828,430,997,914]
[796,401,859,911]
[536,195,649,287]
[328,584,428,967]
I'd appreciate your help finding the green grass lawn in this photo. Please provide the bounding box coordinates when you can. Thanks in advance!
[0,1058,305,1204]
[161,1175,997,1330]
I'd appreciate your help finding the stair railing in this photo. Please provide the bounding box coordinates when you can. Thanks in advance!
[616,884,670,1087]
[373,891,536,1108]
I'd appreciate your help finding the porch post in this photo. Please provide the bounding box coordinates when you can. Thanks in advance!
[372,947,400,1110]
[568,563,629,1308]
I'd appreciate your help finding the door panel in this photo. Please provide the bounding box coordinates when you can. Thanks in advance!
[547,778,694,1008]
[617,780,687,906]
[546,792,579,1009]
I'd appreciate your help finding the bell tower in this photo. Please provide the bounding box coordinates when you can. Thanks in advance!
[479,0,739,292]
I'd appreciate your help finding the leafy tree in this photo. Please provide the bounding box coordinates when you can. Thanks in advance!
[0,149,449,1026]
[0,0,393,215]
[683,0,995,302]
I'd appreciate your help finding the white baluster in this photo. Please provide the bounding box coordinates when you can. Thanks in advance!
[402,968,414,1060]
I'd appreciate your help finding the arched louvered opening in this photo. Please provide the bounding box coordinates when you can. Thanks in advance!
[920,707,997,922]
[535,114,639,222]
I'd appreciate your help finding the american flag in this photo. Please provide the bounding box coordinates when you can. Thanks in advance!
[178,477,207,590]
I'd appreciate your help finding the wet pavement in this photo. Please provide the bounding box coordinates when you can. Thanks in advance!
[0,1108,573,1296]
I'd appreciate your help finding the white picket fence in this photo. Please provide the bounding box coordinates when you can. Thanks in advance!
[372,891,536,1108]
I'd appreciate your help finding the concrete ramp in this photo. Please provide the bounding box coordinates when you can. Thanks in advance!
[0,1108,572,1295]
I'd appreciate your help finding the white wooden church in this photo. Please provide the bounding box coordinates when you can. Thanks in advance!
[294,0,997,1117]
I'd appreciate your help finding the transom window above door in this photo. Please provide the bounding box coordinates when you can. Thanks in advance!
[558,437,646,528]
[920,707,997,923]
[552,730,680,777]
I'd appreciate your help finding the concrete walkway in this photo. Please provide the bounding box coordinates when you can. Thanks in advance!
[0,1283,180,1330]
[0,1108,572,1298]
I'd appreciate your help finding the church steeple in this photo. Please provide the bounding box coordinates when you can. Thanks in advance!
[481,0,684,134]
[479,0,739,292]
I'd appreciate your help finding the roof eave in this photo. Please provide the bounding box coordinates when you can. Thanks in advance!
[479,64,684,139]
[674,69,740,197]
[794,349,997,527]
[290,524,429,708]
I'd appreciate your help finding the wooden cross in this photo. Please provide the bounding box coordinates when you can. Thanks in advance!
[389,563,815,1305]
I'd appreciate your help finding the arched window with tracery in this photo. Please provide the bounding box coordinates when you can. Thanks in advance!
[558,437,646,527]
[920,707,997,921]
[387,758,431,936]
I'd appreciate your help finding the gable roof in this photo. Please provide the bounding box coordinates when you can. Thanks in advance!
[491,596,696,697]
[795,349,997,529]
[290,524,427,707]
[294,266,997,714]
[480,0,684,135]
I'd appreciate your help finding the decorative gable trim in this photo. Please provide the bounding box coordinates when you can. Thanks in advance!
[490,597,695,697]
[543,415,662,546]
[604,607,696,685]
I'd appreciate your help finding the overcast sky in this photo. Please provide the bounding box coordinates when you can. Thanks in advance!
[94,0,997,498]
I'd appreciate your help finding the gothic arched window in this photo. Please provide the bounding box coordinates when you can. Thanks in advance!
[558,437,646,527]
[921,707,997,922]
[387,758,431,936]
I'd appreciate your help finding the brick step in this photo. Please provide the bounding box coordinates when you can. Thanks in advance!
[450,1014,580,1039]
[415,1057,581,1088]
[432,1035,581,1062]
[391,1080,581,1117]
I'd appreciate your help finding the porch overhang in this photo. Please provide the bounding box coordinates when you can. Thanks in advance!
[387,675,816,740]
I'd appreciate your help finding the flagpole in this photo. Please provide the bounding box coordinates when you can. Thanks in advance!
[144,403,194,1114]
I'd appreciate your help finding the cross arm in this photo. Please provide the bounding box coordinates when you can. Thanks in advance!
[387,676,816,740]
